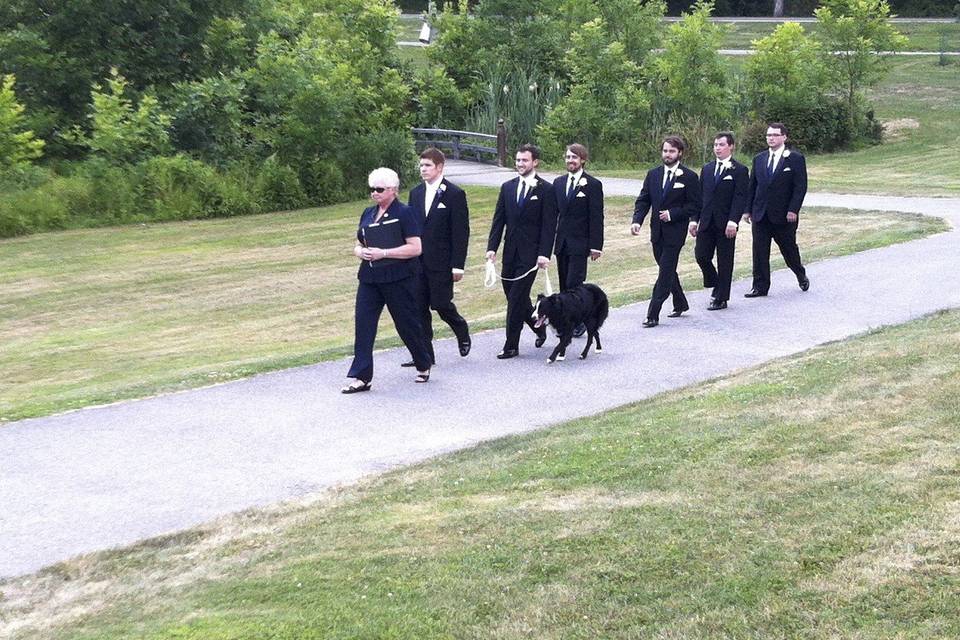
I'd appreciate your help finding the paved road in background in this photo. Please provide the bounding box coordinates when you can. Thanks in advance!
[2,165,959,578]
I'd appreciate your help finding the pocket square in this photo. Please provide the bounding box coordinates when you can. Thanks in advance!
[723,175,734,181]
[783,167,792,172]
[529,195,539,200]
[576,191,587,198]
[437,202,447,208]
[672,182,685,189]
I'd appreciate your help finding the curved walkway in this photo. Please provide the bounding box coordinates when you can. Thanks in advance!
[1,170,959,578]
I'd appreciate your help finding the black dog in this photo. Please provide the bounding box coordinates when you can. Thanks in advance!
[531,283,609,363]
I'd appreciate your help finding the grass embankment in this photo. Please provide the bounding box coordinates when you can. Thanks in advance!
[0,193,943,422]
[3,308,959,638]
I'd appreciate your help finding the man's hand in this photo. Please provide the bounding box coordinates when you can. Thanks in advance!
[688,221,698,238]
[742,213,752,224]
[485,250,496,262]
[537,255,550,269]
[658,209,671,222]
[452,272,463,283]
[630,223,642,236]
[590,249,602,262]
[786,211,798,223]
[725,221,738,239]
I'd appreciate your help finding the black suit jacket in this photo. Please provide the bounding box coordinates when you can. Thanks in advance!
[697,159,749,231]
[633,163,701,246]
[553,171,604,256]
[748,148,808,224]
[487,175,558,271]
[408,178,470,273]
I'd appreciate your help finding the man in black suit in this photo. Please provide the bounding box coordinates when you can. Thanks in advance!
[631,136,701,327]
[689,131,749,310]
[743,122,809,297]
[553,143,604,337]
[403,147,471,367]
[486,144,557,359]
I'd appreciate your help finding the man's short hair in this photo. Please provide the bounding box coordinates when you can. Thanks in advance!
[368,167,400,188]
[714,131,736,146]
[566,143,589,163]
[767,122,788,136]
[517,143,541,160]
[419,147,445,165]
[662,135,686,153]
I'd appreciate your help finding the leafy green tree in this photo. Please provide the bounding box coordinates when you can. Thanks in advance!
[746,22,830,116]
[71,69,171,164]
[814,0,907,131]
[0,74,43,170]
[745,22,852,152]
[539,18,651,161]
[651,0,731,156]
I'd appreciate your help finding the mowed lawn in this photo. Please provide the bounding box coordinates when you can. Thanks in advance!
[0,192,943,422]
[3,308,958,639]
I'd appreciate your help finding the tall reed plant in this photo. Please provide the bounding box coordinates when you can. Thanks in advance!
[465,64,562,149]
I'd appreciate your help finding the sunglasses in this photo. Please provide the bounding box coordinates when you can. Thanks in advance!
[370,186,390,193]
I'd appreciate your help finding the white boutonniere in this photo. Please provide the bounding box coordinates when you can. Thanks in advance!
[720,159,733,171]
[437,183,447,195]
[782,149,791,158]
[577,177,587,187]
[674,168,684,177]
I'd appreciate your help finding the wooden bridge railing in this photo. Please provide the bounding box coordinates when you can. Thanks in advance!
[412,119,508,166]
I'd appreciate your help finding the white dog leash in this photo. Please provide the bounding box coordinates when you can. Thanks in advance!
[484,261,553,295]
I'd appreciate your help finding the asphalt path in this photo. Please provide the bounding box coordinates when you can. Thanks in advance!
[2,164,959,578]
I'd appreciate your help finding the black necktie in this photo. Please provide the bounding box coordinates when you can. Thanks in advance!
[664,169,673,189]
[518,181,527,204]
[767,153,775,177]
[567,175,575,200]
[714,163,721,178]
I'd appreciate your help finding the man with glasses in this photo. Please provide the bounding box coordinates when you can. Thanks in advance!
[742,122,809,297]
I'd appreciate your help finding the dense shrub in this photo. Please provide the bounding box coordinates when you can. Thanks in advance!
[255,159,308,211]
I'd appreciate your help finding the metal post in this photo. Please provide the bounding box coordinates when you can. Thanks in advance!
[496,119,507,167]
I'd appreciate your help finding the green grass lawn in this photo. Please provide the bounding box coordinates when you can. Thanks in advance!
[0,192,943,422]
[722,20,960,51]
[4,308,958,639]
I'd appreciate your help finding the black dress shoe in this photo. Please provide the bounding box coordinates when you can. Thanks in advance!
[401,359,434,367]
[496,348,519,359]
[744,289,767,298]
[572,323,586,338]
[458,335,471,357]
[707,299,727,311]
[799,277,810,291]
[642,318,659,328]
[534,327,547,348]
[667,309,687,318]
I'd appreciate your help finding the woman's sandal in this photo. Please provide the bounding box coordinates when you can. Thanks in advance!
[414,369,430,383]
[341,379,371,394]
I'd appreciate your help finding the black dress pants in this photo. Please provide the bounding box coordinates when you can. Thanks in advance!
[751,217,806,294]
[500,263,540,351]
[647,241,687,320]
[556,248,588,292]
[695,224,736,302]
[416,269,469,363]
[347,276,432,382]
